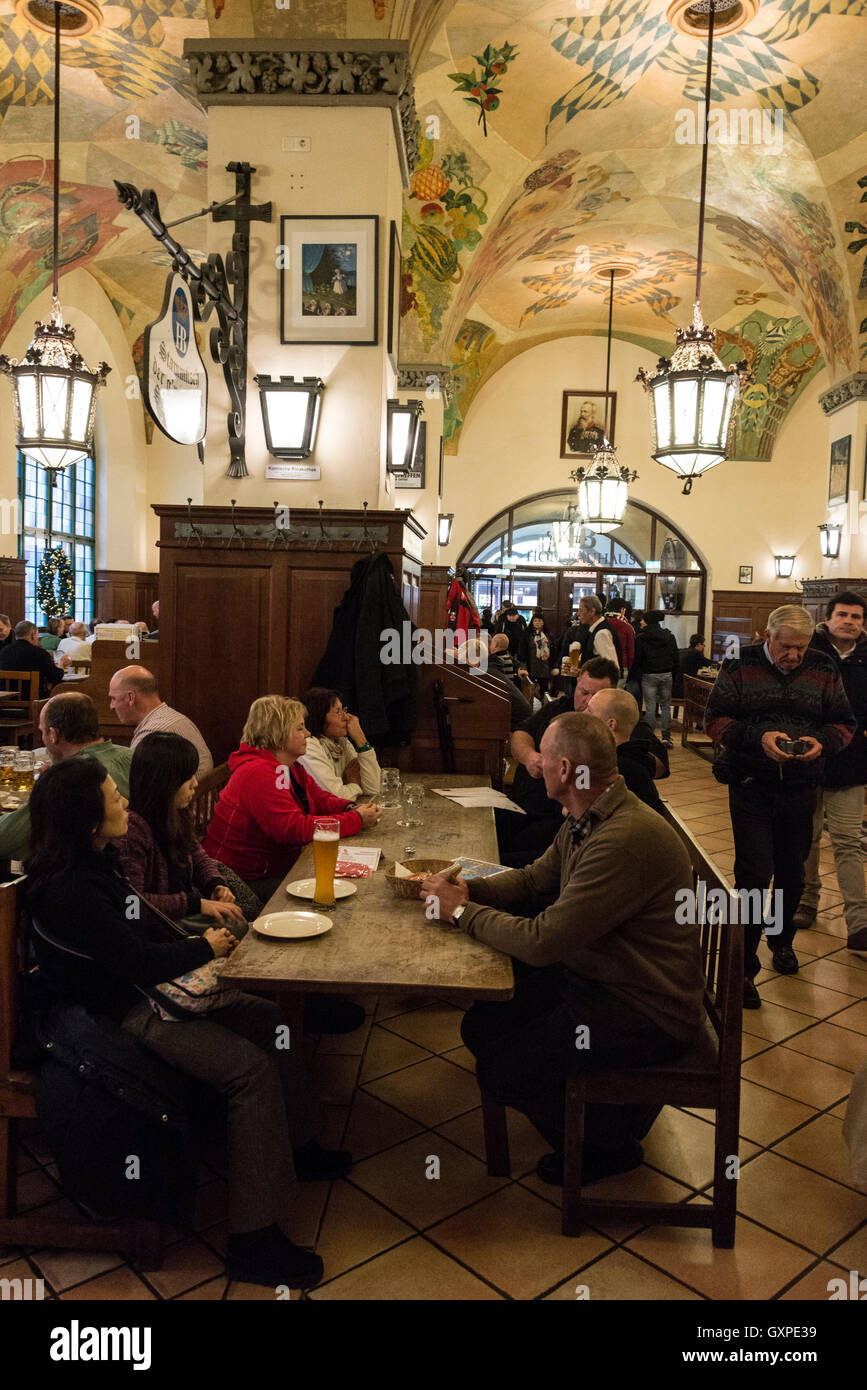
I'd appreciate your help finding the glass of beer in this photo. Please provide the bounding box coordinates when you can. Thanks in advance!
[14,749,34,792]
[312,817,340,909]
[0,748,16,784]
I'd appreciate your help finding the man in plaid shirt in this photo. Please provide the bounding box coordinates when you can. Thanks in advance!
[704,605,855,1008]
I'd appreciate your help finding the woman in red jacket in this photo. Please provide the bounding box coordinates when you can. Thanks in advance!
[204,695,382,904]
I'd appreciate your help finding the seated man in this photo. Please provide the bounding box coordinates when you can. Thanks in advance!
[487,632,522,690]
[679,633,718,680]
[0,691,132,861]
[421,714,704,1183]
[56,621,92,666]
[0,620,68,695]
[586,687,662,811]
[109,665,213,774]
[476,635,531,730]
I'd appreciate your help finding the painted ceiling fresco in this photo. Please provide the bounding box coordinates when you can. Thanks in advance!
[0,0,864,461]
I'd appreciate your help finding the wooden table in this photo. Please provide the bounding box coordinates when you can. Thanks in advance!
[221,773,515,1006]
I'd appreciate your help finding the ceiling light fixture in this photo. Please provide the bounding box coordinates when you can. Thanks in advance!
[571,268,638,533]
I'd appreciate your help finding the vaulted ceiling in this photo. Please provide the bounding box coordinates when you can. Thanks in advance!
[0,0,864,459]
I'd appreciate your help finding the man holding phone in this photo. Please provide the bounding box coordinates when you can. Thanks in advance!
[705,605,856,1007]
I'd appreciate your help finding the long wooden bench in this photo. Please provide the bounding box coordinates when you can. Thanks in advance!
[480,800,743,1246]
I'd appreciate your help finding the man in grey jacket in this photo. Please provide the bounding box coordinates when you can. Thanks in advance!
[421,713,704,1185]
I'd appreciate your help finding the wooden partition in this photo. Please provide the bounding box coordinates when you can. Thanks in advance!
[95,570,159,626]
[153,505,426,765]
[710,589,799,660]
[799,577,867,626]
[65,640,160,745]
[402,661,510,784]
[0,557,25,623]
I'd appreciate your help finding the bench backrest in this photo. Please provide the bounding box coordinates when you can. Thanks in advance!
[0,877,24,1078]
[0,670,40,711]
[192,763,230,841]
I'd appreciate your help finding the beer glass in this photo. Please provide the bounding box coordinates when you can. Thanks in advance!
[312,817,340,909]
[380,768,401,808]
[0,748,16,784]
[14,750,34,792]
[397,783,425,828]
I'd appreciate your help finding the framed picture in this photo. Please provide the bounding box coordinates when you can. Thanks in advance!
[438,435,444,499]
[387,220,401,371]
[829,434,851,506]
[280,215,378,345]
[561,390,616,459]
[395,421,426,490]
[738,565,753,584]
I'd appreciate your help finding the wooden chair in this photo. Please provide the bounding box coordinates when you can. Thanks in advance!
[192,763,230,841]
[0,878,165,1268]
[0,671,41,747]
[480,801,743,1247]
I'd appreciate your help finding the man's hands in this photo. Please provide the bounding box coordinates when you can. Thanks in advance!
[420,872,469,924]
[200,897,246,925]
[204,927,237,957]
[357,802,382,827]
[761,732,823,763]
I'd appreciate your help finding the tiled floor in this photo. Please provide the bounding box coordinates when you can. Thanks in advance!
[4,745,866,1300]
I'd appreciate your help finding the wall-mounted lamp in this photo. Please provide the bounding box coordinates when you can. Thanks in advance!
[818,524,842,560]
[437,513,454,547]
[255,375,324,459]
[774,554,795,579]
[386,397,423,473]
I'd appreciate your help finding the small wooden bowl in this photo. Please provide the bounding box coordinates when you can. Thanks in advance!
[385,859,453,900]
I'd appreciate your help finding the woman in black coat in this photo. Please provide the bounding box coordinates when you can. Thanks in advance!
[518,611,554,697]
[25,758,349,1290]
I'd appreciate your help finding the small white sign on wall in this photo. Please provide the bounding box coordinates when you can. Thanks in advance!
[265,462,320,480]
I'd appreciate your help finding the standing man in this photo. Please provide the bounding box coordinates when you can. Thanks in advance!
[605,602,635,683]
[630,610,679,748]
[795,591,867,953]
[705,605,855,1007]
[574,595,621,672]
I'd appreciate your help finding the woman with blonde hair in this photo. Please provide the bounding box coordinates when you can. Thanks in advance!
[204,695,382,904]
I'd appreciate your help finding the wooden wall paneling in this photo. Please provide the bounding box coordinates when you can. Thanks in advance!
[68,640,160,744]
[799,578,867,627]
[710,590,798,660]
[418,565,450,637]
[288,564,359,699]
[95,571,159,625]
[0,557,25,623]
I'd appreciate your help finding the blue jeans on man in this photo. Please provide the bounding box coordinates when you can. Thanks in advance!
[642,672,673,741]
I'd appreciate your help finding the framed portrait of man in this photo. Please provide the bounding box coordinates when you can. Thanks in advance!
[561,391,616,459]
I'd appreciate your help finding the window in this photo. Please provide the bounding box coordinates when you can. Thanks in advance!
[19,453,95,625]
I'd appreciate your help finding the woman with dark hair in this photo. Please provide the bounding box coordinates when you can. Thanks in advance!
[25,757,351,1290]
[517,612,553,698]
[298,687,382,801]
[116,731,245,929]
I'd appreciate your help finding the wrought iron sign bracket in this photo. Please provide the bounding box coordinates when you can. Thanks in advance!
[115,164,272,479]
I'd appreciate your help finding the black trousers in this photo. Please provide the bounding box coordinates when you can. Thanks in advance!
[728,778,818,963]
[494,808,561,868]
[461,966,685,1152]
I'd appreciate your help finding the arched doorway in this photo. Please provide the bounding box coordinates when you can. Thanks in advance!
[459,492,707,646]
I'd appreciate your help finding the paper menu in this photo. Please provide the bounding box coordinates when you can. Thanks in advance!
[337,844,382,871]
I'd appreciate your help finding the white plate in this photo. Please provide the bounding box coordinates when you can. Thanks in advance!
[286,878,357,901]
[252,910,333,939]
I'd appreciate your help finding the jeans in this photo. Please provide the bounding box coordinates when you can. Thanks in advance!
[461,966,685,1152]
[728,778,817,964]
[800,785,867,935]
[123,992,318,1233]
[641,673,673,740]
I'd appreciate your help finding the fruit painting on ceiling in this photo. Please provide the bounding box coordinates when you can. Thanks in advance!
[845,173,867,361]
[448,42,519,137]
[405,141,489,351]
[443,318,500,452]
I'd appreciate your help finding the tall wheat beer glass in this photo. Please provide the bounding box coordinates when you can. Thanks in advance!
[312,818,340,909]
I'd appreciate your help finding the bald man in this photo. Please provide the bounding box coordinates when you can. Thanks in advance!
[109,665,213,773]
[421,713,703,1186]
[587,688,661,812]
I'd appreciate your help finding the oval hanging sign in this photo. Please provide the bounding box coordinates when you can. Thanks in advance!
[143,272,208,445]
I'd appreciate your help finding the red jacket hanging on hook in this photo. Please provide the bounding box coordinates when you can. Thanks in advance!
[446,577,481,638]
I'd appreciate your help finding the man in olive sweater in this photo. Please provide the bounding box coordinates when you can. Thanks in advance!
[421,713,704,1185]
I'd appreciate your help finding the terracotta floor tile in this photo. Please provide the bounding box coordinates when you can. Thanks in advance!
[641,1108,760,1192]
[838,942,867,970]
[544,1248,702,1301]
[176,1277,229,1300]
[309,1235,504,1300]
[435,1105,549,1178]
[59,1266,155,1300]
[428,1183,612,1300]
[311,1053,362,1105]
[797,931,855,959]
[625,1216,813,1301]
[31,1247,124,1293]
[742,1033,772,1059]
[348,1132,508,1228]
[144,1236,224,1299]
[314,1017,373,1056]
[440,1044,477,1073]
[778,1260,852,1300]
[830,1000,867,1035]
[741,1000,816,1043]
[829,1101,849,1120]
[758,976,857,1019]
[374,995,435,1022]
[519,1164,695,1242]
[15,1167,62,1212]
[358,1026,432,1083]
[729,1151,867,1254]
[286,1180,332,1247]
[225,1279,297,1300]
[697,832,735,851]
[741,1048,852,1109]
[774,1113,862,1191]
[314,1179,413,1279]
[0,1258,44,1294]
[688,1079,816,1146]
[380,1004,465,1054]
[797,957,867,998]
[828,1223,867,1270]
[782,1022,867,1073]
[362,1055,482,1127]
[342,1090,423,1161]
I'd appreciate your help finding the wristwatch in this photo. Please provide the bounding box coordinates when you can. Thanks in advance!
[451,904,467,925]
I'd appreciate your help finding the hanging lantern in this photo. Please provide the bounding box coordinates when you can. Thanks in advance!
[571,443,637,535]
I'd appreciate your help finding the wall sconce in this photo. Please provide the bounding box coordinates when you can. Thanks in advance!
[255,375,324,459]
[774,554,795,578]
[386,397,423,473]
[437,513,454,546]
[819,524,842,560]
